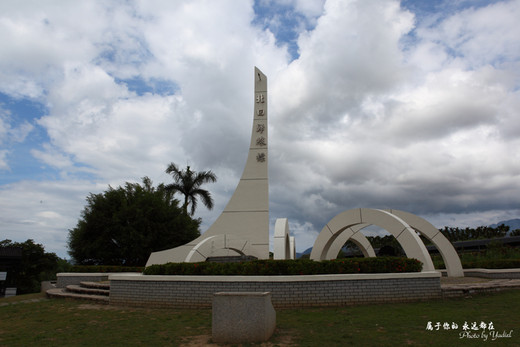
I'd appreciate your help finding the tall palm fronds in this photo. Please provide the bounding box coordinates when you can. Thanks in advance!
[164,163,217,216]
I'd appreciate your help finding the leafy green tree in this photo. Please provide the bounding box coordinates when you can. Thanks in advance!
[164,163,217,216]
[68,177,200,266]
[0,239,68,294]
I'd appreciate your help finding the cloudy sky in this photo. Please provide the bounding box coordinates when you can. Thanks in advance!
[1,0,519,259]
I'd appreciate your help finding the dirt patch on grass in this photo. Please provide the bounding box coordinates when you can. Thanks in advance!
[180,329,296,346]
[76,303,163,313]
[77,303,121,310]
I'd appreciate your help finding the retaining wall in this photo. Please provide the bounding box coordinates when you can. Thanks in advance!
[439,268,520,279]
[462,268,520,279]
[56,273,110,287]
[108,272,441,309]
[56,272,144,287]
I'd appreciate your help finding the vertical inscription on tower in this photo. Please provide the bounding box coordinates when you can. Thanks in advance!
[254,69,267,163]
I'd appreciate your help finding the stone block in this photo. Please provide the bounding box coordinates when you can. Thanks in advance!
[212,292,276,343]
[41,281,56,293]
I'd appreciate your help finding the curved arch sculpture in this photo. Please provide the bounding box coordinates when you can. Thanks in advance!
[310,208,436,272]
[184,234,251,262]
[326,224,376,259]
[274,218,295,259]
[386,209,463,277]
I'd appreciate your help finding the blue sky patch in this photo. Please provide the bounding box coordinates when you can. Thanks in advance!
[115,77,179,96]
[253,1,321,60]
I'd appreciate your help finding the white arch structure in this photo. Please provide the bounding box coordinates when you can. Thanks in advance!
[326,224,376,259]
[310,208,464,277]
[387,209,463,277]
[273,218,295,259]
[184,234,251,262]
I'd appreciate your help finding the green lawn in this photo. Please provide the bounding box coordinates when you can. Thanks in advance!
[1,290,519,346]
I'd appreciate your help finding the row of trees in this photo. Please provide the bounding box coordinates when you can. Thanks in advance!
[439,225,520,242]
[68,163,217,266]
[0,239,69,294]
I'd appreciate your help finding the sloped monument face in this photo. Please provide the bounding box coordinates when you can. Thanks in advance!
[146,67,269,265]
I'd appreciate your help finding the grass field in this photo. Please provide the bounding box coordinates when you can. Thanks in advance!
[1,290,519,346]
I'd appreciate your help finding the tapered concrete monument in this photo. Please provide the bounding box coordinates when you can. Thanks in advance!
[146,67,460,276]
[146,67,269,265]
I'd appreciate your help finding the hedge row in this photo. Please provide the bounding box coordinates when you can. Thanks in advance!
[462,259,520,269]
[143,257,423,276]
[69,265,144,273]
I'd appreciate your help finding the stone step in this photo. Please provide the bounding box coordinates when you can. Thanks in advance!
[46,288,109,304]
[79,281,110,290]
[66,284,110,296]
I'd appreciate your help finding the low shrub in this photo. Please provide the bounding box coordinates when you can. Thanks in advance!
[143,257,422,276]
[461,259,520,269]
[69,265,144,273]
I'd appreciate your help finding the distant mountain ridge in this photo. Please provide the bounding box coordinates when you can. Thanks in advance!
[295,247,312,259]
[489,219,520,232]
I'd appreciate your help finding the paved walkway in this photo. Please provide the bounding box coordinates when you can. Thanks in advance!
[441,277,520,297]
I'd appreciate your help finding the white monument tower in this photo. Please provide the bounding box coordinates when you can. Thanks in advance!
[146,67,270,265]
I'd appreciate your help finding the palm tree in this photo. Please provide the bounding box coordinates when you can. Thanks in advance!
[164,163,217,216]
